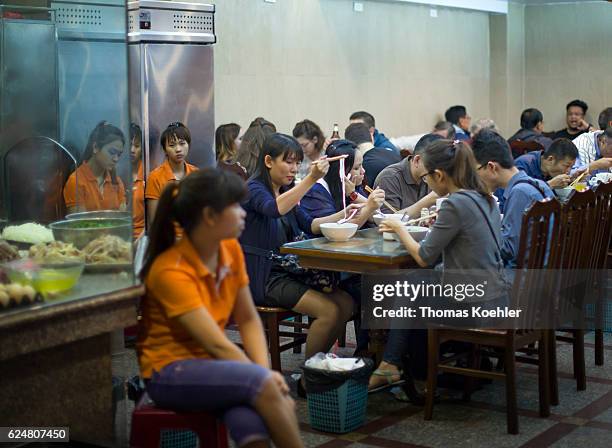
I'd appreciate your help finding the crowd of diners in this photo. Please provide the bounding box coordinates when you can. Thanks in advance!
[61,101,612,447]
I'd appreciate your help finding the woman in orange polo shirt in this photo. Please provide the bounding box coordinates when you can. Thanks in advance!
[130,124,145,239]
[63,121,127,214]
[145,122,197,228]
[139,168,303,448]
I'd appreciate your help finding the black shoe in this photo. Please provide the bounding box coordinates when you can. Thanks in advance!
[297,379,307,399]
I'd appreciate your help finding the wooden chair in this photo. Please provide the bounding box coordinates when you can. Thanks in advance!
[552,189,598,398]
[591,182,612,366]
[425,198,561,434]
[509,140,543,159]
[256,306,310,371]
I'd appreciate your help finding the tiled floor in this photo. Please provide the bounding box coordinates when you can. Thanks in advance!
[112,330,612,448]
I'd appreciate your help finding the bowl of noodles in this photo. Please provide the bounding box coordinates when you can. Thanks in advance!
[49,218,131,249]
[29,235,132,272]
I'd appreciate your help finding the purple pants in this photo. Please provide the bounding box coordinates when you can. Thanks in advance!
[147,359,272,447]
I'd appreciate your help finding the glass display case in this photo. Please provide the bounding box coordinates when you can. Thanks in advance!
[0,0,136,315]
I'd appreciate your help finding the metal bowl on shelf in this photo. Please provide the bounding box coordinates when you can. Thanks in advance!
[65,210,131,220]
[49,218,131,249]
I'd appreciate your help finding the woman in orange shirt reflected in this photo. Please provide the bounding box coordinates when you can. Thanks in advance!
[139,169,303,447]
[63,121,127,214]
[130,124,145,239]
[145,122,197,228]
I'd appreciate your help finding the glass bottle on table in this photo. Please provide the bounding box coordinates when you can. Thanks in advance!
[331,123,340,140]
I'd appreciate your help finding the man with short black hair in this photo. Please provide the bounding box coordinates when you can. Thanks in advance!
[372,134,441,215]
[349,111,398,153]
[553,99,594,140]
[515,138,579,188]
[472,130,553,268]
[598,107,612,130]
[345,122,401,187]
[444,105,471,141]
[508,108,553,150]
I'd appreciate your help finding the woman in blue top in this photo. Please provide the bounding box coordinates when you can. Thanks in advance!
[240,134,363,384]
[301,139,384,221]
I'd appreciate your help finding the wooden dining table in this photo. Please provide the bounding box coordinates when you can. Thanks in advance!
[280,227,419,361]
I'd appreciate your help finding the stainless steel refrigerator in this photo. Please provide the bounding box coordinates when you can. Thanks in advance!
[128,0,216,176]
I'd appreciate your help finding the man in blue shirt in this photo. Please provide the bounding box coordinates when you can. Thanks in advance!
[472,130,554,268]
[515,138,579,189]
[444,105,471,141]
[349,110,398,153]
[508,108,553,150]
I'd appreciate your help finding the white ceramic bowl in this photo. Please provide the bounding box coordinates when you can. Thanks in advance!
[320,223,358,242]
[389,225,429,242]
[373,213,405,226]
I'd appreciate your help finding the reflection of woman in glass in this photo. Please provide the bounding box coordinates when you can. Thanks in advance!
[130,124,145,239]
[63,121,126,214]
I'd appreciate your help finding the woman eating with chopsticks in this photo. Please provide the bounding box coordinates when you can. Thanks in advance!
[301,139,385,224]
[369,139,510,399]
[239,133,360,396]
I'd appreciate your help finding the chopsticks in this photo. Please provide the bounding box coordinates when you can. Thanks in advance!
[364,185,398,213]
[311,154,349,165]
[405,212,438,225]
[569,171,587,188]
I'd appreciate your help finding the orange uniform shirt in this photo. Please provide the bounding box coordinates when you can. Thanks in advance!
[63,162,126,211]
[132,163,145,239]
[145,159,198,201]
[137,238,249,378]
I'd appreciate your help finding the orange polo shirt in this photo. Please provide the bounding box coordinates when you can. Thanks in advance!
[63,162,126,211]
[144,159,198,201]
[138,237,249,378]
[132,163,145,239]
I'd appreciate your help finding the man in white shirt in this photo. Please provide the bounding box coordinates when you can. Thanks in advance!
[572,126,612,174]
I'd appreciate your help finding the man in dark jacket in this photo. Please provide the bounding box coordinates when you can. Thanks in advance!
[345,122,401,187]
[349,110,398,153]
[508,108,553,150]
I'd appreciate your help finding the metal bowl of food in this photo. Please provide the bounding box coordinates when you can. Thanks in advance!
[65,210,131,220]
[49,218,131,249]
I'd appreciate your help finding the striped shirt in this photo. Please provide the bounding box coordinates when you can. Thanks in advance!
[572,131,612,174]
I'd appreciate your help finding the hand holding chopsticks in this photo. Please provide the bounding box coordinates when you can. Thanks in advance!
[365,185,398,213]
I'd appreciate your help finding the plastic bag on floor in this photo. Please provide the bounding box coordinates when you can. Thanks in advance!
[305,352,365,371]
[302,355,373,394]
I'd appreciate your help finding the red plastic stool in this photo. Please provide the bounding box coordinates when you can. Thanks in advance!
[130,393,229,448]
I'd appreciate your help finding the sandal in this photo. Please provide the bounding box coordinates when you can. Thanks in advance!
[368,369,404,393]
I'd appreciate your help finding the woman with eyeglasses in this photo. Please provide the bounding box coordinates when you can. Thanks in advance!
[369,140,508,398]
[145,122,197,228]
[240,133,358,396]
[292,119,326,181]
[64,121,127,214]
[300,139,384,225]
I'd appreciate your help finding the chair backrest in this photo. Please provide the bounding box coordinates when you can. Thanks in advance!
[3,136,77,224]
[509,140,543,159]
[555,189,598,325]
[592,181,612,270]
[512,198,561,329]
